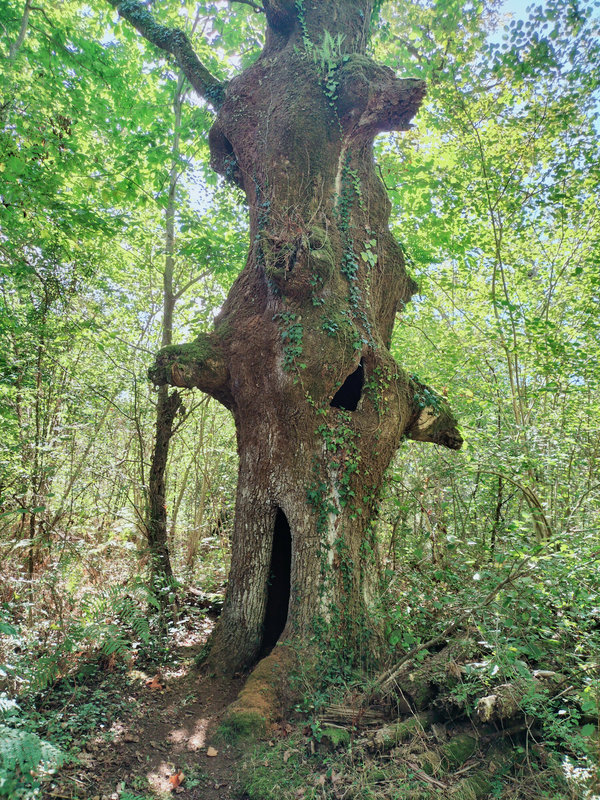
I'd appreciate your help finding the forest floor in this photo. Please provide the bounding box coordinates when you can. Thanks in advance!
[41,639,252,800]
[33,608,594,800]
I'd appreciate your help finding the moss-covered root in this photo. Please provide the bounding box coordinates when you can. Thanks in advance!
[220,646,295,741]
[449,742,515,799]
[441,733,478,769]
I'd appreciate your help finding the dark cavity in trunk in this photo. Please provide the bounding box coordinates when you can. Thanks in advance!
[330,359,364,411]
[260,507,292,656]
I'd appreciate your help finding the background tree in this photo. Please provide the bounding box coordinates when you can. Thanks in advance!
[0,0,241,606]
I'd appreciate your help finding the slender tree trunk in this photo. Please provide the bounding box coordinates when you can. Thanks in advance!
[144,73,186,586]
[7,0,32,62]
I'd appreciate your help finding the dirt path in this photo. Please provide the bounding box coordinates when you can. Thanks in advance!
[44,646,248,800]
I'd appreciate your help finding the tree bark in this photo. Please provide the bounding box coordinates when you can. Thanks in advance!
[144,73,186,587]
[146,385,181,583]
[124,0,464,675]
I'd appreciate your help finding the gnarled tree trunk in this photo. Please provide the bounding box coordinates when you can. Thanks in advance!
[116,0,462,676]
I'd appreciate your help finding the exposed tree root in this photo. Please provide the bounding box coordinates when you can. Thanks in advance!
[220,645,296,739]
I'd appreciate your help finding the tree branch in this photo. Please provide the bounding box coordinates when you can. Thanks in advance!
[106,0,226,107]
[480,470,552,540]
[404,377,462,450]
[230,0,264,11]
[173,269,210,301]
[148,334,233,409]
[374,556,532,696]
[8,0,33,61]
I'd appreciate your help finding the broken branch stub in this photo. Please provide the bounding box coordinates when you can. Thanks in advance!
[148,336,233,408]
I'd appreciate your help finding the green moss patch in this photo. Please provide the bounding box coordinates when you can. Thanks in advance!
[219,710,266,742]
[316,724,350,751]
[441,734,478,769]
[221,647,295,741]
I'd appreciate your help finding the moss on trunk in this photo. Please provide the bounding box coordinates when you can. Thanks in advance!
[151,0,462,677]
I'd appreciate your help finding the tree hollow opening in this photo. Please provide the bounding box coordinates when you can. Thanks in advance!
[260,507,291,656]
[330,359,364,411]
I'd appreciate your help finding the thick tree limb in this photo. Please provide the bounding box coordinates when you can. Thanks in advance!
[106,0,226,107]
[148,334,233,408]
[336,57,426,139]
[404,377,462,450]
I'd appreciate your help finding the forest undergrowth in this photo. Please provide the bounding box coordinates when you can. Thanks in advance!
[1,529,598,800]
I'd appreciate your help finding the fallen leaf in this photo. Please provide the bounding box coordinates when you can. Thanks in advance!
[168,771,185,789]
[206,746,218,757]
[145,675,164,690]
[283,750,291,763]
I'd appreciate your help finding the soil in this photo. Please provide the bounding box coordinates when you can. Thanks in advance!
[42,642,250,800]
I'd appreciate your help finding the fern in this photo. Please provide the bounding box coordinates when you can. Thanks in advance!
[13,581,163,693]
[0,694,17,715]
[311,31,346,75]
[0,724,63,799]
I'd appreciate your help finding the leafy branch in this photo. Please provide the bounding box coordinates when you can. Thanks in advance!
[106,0,226,107]
[230,0,264,11]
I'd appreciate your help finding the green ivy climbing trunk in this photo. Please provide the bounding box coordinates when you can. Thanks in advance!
[148,0,462,675]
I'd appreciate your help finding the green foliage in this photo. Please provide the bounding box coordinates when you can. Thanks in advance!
[369,10,600,787]
[118,794,152,800]
[410,378,443,413]
[2,579,166,700]
[310,31,347,77]
[0,0,599,795]
[0,725,63,799]
[273,311,305,371]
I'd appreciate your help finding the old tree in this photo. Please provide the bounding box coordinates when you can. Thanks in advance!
[111,0,462,677]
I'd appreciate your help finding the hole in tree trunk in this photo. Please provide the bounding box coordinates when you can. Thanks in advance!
[260,508,291,657]
[330,359,364,411]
